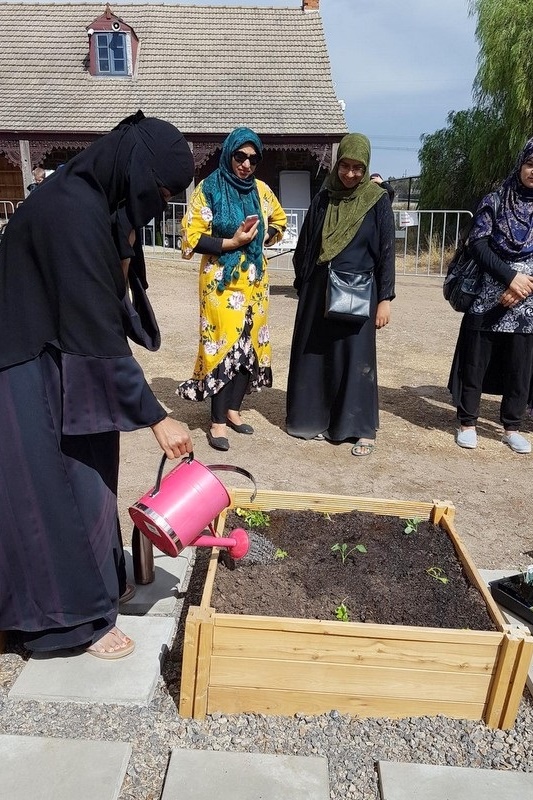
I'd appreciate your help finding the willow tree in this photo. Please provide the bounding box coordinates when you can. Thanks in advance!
[470,0,533,173]
[419,1,533,209]
[418,108,503,211]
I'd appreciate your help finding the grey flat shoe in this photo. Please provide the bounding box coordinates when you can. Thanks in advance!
[207,431,230,451]
[502,432,531,454]
[456,429,477,449]
[226,419,254,435]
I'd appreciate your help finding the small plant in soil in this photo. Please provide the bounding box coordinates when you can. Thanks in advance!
[334,601,350,621]
[235,508,270,528]
[403,516,423,535]
[331,542,367,564]
[275,548,288,560]
[426,566,449,584]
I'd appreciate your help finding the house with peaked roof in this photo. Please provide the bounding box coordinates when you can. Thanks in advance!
[0,0,347,212]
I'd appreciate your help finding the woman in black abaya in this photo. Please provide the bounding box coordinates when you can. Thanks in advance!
[0,112,195,658]
[286,133,395,455]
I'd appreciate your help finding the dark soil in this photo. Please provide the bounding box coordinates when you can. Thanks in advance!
[209,509,497,631]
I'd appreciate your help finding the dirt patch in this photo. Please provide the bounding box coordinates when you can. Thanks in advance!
[118,256,533,578]
[207,509,496,631]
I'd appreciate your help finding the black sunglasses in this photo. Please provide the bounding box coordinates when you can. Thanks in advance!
[232,150,260,166]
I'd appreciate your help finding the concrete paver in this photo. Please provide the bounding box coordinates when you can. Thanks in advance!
[377,760,533,799]
[120,545,193,615]
[8,614,174,705]
[161,749,330,800]
[0,735,131,800]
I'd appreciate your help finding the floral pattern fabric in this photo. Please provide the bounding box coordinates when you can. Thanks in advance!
[177,179,286,400]
[470,254,533,333]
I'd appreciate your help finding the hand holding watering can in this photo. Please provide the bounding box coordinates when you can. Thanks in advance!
[150,417,193,459]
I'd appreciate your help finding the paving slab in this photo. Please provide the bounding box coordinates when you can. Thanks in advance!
[120,545,193,615]
[0,735,131,800]
[377,760,533,799]
[479,568,533,696]
[161,749,330,800]
[8,614,174,705]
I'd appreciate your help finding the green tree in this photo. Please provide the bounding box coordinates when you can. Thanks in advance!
[418,108,500,211]
[419,1,533,210]
[471,0,533,165]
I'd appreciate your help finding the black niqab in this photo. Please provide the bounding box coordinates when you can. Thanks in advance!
[0,113,194,369]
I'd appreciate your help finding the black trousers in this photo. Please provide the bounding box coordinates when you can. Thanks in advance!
[457,330,533,429]
[211,368,250,424]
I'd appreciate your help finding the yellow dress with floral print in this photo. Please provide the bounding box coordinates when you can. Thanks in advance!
[178,179,286,399]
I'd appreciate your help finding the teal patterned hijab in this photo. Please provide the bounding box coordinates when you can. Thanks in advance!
[202,127,265,289]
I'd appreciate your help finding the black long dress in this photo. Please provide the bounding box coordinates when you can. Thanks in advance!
[0,115,194,651]
[286,191,395,441]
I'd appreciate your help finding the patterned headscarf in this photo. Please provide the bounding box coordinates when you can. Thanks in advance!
[202,127,265,289]
[319,133,385,263]
[470,137,533,258]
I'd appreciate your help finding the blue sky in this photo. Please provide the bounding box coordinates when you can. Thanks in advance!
[25,0,479,178]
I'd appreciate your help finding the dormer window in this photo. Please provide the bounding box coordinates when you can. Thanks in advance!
[87,4,138,78]
[95,31,129,76]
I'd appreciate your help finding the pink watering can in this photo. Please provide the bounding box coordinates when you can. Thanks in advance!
[128,453,256,560]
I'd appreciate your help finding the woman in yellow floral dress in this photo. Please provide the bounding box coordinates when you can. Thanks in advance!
[177,127,286,450]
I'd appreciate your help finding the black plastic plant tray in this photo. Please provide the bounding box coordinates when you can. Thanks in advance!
[489,573,533,625]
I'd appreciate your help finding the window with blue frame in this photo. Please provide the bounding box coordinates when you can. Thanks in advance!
[95,31,129,76]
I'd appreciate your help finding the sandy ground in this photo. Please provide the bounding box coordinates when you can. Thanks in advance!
[118,252,533,572]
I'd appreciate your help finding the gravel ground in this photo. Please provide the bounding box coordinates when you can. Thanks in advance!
[1,560,533,800]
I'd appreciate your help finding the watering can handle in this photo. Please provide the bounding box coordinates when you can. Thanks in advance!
[150,453,257,502]
[206,464,257,503]
[151,452,194,497]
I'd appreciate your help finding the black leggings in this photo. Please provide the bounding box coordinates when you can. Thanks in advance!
[211,368,250,424]
[457,330,533,429]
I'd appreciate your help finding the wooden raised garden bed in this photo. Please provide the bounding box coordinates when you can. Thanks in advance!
[179,490,533,729]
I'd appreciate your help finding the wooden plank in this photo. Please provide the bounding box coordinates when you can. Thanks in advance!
[209,656,492,703]
[213,612,503,645]
[212,626,499,674]
[179,608,202,718]
[499,631,533,729]
[207,685,486,721]
[439,515,508,631]
[191,608,215,720]
[484,633,521,728]
[228,488,439,519]
[430,501,456,525]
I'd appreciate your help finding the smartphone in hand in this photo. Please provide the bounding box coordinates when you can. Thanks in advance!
[242,214,259,232]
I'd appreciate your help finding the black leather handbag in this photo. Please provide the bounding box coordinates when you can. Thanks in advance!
[442,242,482,313]
[324,265,372,323]
[443,191,501,313]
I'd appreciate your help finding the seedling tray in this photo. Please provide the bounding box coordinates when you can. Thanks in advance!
[490,573,533,625]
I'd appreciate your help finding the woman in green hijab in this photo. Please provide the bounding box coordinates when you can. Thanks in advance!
[286,133,395,455]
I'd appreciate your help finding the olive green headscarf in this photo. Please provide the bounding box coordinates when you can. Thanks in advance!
[319,133,385,263]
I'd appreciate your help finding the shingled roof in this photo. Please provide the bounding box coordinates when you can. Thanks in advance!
[0,2,347,136]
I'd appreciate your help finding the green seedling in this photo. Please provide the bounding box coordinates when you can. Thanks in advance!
[426,566,449,584]
[275,548,288,560]
[235,508,271,528]
[403,517,423,535]
[331,542,367,564]
[334,601,350,622]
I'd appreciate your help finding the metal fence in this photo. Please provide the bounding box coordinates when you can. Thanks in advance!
[393,209,473,277]
[1,198,472,279]
[0,200,15,223]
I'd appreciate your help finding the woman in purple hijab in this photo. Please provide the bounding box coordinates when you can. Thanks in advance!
[449,138,533,453]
